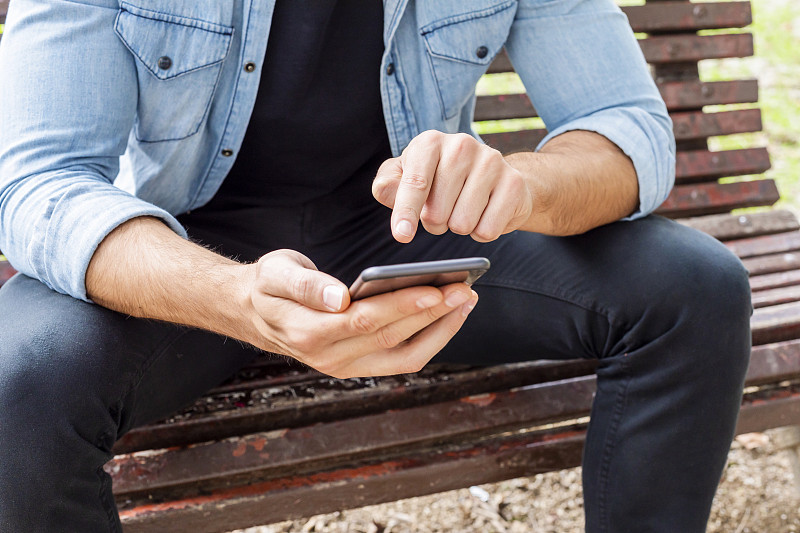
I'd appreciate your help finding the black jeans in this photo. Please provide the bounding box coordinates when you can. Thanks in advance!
[0,195,752,532]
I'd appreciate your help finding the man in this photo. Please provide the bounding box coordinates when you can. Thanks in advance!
[0,0,751,531]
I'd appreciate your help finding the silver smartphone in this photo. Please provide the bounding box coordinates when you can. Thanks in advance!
[349,257,490,301]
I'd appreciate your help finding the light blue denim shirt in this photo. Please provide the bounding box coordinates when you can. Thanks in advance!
[0,0,675,302]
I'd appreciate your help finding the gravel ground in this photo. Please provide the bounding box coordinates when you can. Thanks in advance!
[233,431,800,532]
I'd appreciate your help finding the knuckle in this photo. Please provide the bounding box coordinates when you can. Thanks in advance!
[448,216,474,236]
[290,272,314,302]
[375,325,403,350]
[419,129,443,143]
[420,207,448,227]
[472,226,500,242]
[401,172,429,191]
[287,329,318,354]
[350,310,378,335]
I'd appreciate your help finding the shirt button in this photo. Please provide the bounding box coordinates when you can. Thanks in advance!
[244,62,256,73]
[221,149,234,157]
[386,63,395,76]
[476,46,489,59]
[157,56,172,70]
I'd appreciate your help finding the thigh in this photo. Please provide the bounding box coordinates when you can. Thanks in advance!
[330,215,748,366]
[0,274,261,437]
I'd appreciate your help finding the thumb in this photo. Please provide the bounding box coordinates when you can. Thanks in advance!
[372,157,402,208]
[255,249,350,312]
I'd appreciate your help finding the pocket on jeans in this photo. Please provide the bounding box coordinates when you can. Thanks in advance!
[421,0,516,120]
[114,4,233,143]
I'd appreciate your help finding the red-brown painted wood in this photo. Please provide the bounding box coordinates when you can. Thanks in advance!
[679,210,800,242]
[752,301,800,345]
[474,80,759,121]
[726,231,800,259]
[656,180,779,218]
[0,260,15,287]
[117,383,800,533]
[743,251,800,277]
[752,285,800,309]
[751,270,800,292]
[640,33,753,64]
[480,109,763,155]
[675,147,771,182]
[671,108,762,140]
[623,1,752,33]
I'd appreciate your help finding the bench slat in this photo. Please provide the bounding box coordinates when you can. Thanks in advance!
[111,343,800,531]
[726,231,800,259]
[110,377,597,497]
[622,1,753,33]
[751,269,800,292]
[113,360,599,454]
[117,384,799,533]
[751,301,800,345]
[671,108,762,140]
[474,80,759,120]
[675,147,771,183]
[679,210,800,241]
[743,251,800,277]
[117,430,589,533]
[658,79,759,110]
[480,109,763,155]
[639,33,753,63]
[656,179,779,218]
[752,285,800,309]
[488,32,753,74]
[110,340,800,503]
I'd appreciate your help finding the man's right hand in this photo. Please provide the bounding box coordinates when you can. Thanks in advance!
[244,249,478,378]
[87,217,477,380]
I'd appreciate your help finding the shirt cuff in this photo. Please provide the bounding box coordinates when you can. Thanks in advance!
[46,188,187,302]
[536,106,676,221]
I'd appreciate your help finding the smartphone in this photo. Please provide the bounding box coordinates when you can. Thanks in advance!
[349,257,490,301]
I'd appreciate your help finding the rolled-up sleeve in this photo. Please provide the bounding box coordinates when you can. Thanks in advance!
[505,0,676,219]
[0,0,185,302]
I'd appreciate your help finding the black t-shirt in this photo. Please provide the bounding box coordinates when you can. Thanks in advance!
[204,0,392,210]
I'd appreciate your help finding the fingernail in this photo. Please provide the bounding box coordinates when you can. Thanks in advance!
[396,220,414,238]
[461,300,477,317]
[416,294,441,309]
[445,291,470,308]
[323,285,344,311]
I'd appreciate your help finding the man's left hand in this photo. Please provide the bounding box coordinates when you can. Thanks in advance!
[372,130,533,243]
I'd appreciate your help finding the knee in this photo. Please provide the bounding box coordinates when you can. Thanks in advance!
[0,295,123,440]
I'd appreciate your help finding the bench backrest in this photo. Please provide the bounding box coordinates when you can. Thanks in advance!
[478,0,779,238]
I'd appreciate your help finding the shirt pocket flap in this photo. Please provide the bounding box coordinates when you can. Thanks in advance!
[420,0,516,66]
[114,7,233,81]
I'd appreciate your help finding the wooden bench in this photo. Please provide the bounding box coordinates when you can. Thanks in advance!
[3,1,800,531]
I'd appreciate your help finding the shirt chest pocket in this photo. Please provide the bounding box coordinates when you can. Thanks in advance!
[114,5,233,143]
[421,0,517,121]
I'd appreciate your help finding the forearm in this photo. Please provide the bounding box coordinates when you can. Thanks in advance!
[507,130,639,236]
[85,217,257,344]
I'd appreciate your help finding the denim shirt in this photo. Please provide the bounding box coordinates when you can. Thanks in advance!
[0,0,675,302]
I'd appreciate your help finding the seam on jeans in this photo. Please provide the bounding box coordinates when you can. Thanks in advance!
[97,465,122,532]
[117,327,190,433]
[597,355,632,532]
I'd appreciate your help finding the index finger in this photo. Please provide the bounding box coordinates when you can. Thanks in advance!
[391,135,442,243]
